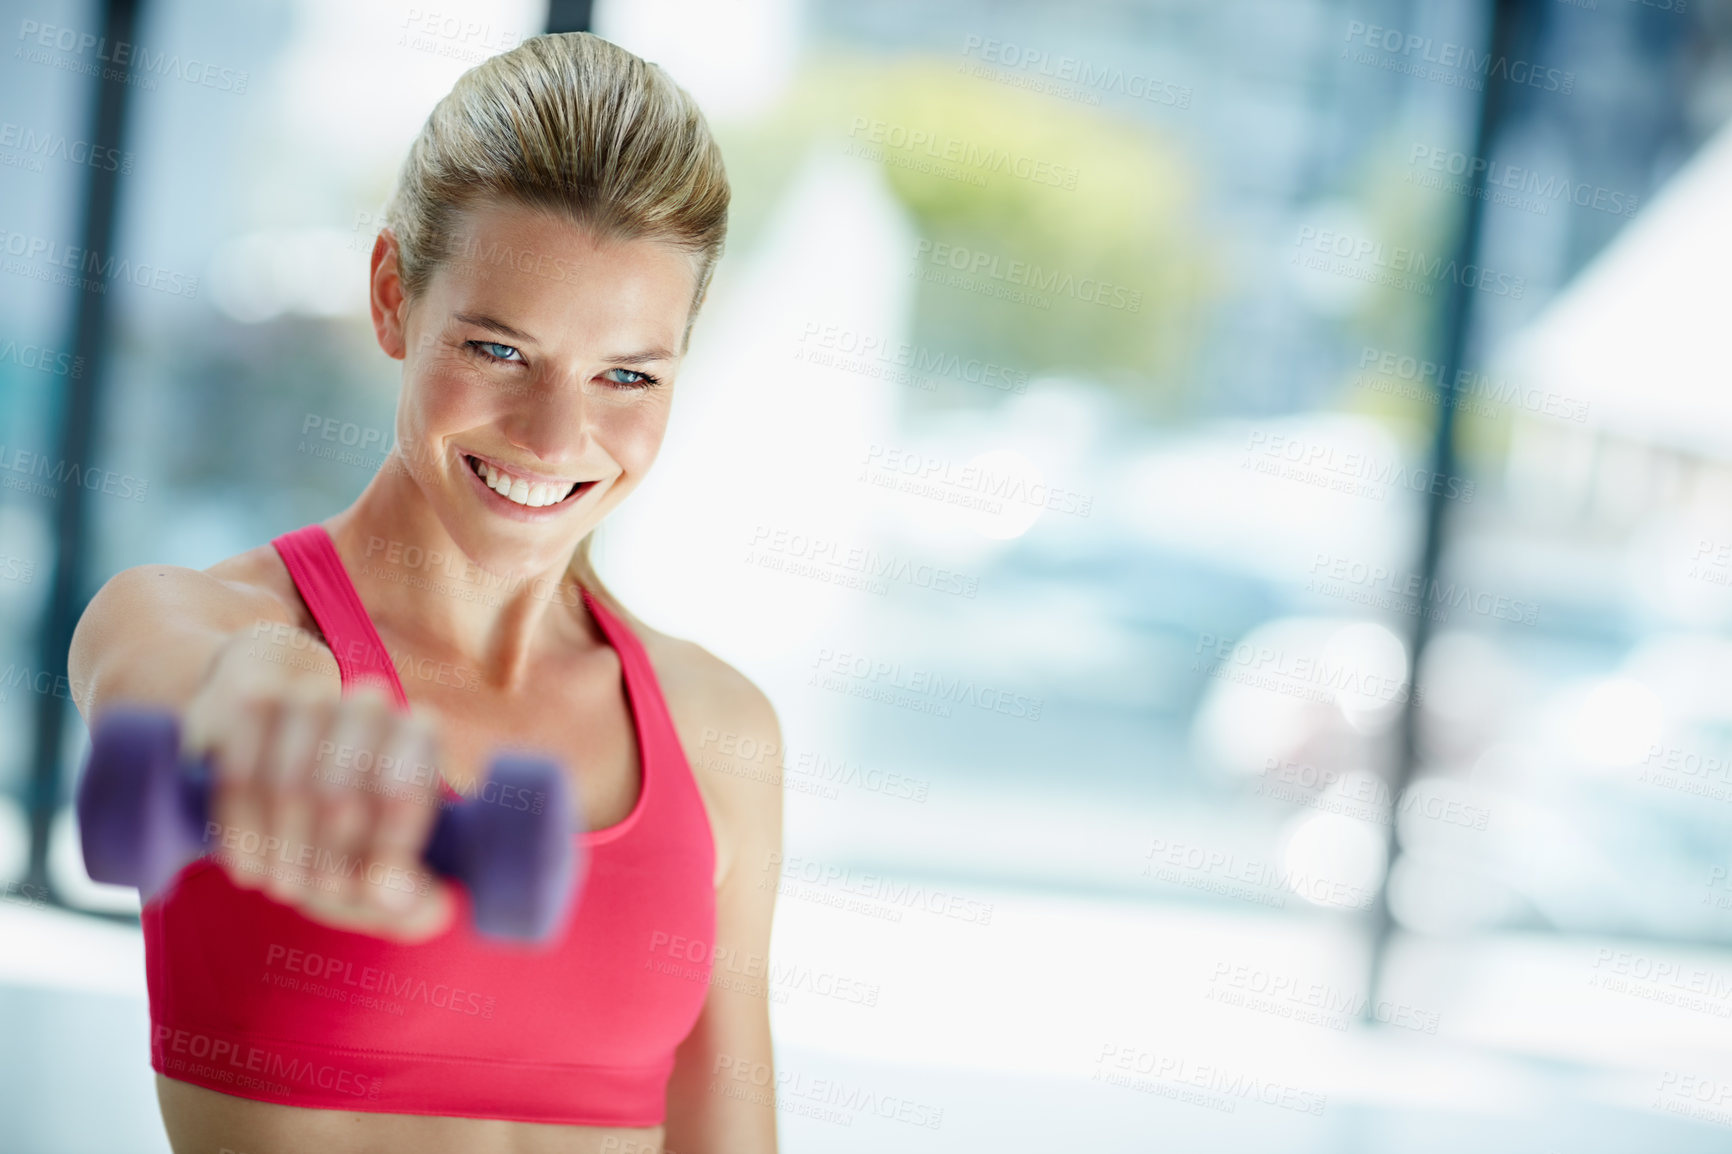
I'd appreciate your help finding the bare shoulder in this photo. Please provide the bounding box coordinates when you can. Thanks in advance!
[75,537,301,630]
[86,543,308,635]
[638,626,780,743]
[68,541,320,718]
[205,542,313,623]
[633,622,784,876]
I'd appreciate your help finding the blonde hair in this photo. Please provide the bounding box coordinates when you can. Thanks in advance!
[384,32,729,627]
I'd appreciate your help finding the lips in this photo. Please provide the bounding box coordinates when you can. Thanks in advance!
[463,453,591,509]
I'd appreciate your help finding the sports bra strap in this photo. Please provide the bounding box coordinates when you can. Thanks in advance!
[270,524,410,710]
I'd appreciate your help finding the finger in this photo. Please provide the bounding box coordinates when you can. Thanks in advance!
[363,715,442,913]
[260,680,330,902]
[384,882,455,942]
[296,876,454,943]
[311,693,390,907]
[211,692,280,892]
[349,674,398,708]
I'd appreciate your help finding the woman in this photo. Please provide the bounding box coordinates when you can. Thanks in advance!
[68,32,781,1154]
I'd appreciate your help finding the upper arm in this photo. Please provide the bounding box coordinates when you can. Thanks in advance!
[68,563,298,722]
[662,650,784,1153]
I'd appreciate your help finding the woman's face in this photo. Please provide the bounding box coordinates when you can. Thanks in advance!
[369,200,699,578]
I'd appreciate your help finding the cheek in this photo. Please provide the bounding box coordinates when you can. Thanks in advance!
[411,363,493,428]
[604,401,671,473]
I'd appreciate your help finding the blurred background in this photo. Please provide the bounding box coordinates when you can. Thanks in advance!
[4,0,1732,1149]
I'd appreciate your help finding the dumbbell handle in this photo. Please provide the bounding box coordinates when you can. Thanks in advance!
[77,706,583,942]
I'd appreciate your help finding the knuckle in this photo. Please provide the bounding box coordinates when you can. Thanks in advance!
[312,796,359,838]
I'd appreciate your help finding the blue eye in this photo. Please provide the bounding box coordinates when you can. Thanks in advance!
[603,367,660,389]
[469,340,523,364]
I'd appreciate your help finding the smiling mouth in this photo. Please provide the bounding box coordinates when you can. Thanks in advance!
[465,454,591,509]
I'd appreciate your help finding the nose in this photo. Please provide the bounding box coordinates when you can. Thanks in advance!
[498,373,590,467]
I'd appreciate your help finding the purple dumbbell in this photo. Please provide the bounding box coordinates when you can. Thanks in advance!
[75,705,585,943]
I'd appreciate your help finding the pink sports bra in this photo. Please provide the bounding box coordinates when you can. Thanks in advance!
[141,523,717,1126]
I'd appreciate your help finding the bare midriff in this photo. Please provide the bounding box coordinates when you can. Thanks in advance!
[157,1076,667,1154]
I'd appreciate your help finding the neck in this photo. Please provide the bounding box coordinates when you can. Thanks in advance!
[321,451,596,692]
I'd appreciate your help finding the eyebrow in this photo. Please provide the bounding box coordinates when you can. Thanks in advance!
[453,313,674,364]
[609,347,676,365]
[454,312,537,344]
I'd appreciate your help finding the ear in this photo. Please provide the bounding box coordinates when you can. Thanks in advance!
[370,228,410,361]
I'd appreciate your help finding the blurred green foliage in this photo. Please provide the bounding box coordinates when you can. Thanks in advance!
[714,53,1218,416]
[1337,127,1509,464]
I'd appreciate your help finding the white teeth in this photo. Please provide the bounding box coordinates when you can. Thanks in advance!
[471,455,576,508]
